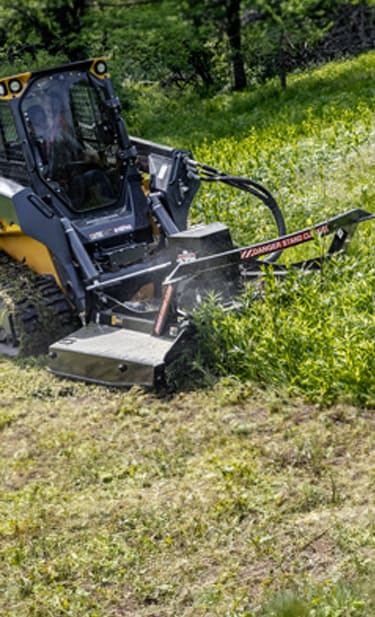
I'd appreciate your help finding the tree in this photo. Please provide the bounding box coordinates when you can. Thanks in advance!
[1,0,375,93]
[182,0,248,90]
[243,0,375,88]
[224,0,247,90]
[0,1,91,63]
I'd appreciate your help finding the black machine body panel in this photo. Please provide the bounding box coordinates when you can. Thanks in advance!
[0,59,204,318]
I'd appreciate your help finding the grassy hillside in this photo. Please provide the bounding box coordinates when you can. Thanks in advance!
[131,50,375,406]
[1,52,375,616]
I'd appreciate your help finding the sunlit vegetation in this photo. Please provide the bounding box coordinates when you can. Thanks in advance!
[1,49,375,615]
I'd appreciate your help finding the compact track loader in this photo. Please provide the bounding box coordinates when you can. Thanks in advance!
[0,58,372,386]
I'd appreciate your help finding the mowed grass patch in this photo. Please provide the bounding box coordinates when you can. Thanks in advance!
[0,359,374,616]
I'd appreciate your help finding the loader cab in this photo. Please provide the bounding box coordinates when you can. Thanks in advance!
[0,60,150,226]
[21,62,124,213]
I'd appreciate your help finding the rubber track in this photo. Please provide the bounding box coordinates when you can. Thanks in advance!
[0,251,78,355]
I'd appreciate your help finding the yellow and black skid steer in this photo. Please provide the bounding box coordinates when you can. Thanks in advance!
[0,58,372,386]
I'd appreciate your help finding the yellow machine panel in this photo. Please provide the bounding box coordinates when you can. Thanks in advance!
[0,232,61,285]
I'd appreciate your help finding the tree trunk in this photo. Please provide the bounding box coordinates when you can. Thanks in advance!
[225,0,247,90]
[277,32,287,89]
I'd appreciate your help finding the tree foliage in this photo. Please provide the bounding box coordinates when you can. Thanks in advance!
[244,0,375,87]
[0,0,374,92]
[0,1,91,62]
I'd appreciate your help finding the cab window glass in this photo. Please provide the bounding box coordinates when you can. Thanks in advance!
[21,73,122,211]
[0,101,28,184]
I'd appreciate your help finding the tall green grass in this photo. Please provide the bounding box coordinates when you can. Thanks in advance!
[193,255,375,405]
[131,50,375,232]
[130,52,375,404]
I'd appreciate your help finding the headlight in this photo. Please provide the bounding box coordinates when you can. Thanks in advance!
[9,79,22,94]
[94,61,107,75]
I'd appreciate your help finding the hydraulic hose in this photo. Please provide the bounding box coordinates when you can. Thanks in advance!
[186,159,286,262]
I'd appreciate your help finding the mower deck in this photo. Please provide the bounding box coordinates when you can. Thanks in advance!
[48,323,179,387]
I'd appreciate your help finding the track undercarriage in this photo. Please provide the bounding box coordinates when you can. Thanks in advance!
[0,251,77,357]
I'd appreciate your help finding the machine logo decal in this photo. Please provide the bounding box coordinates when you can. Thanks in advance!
[89,224,133,241]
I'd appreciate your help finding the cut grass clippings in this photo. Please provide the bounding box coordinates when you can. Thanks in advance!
[0,361,374,616]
